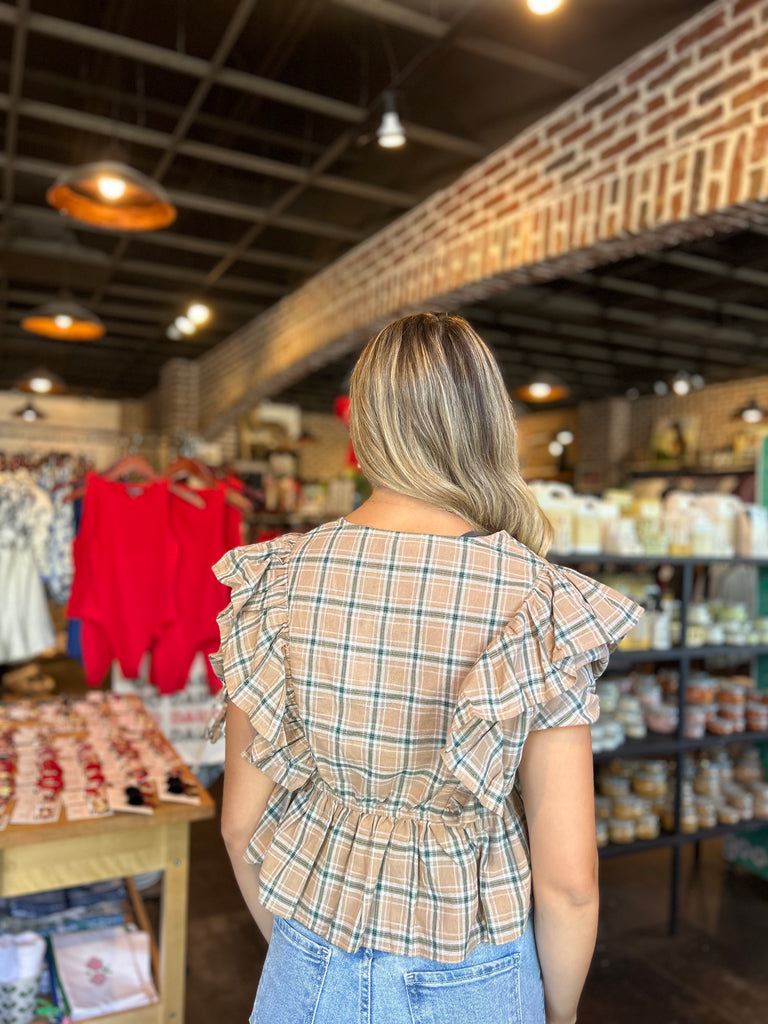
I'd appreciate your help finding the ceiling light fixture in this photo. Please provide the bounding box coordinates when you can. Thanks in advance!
[174,315,196,336]
[15,367,67,395]
[556,429,575,446]
[653,380,669,396]
[672,372,691,396]
[548,440,564,457]
[21,299,105,340]
[734,398,768,424]
[377,92,406,149]
[47,160,176,231]
[526,0,564,15]
[514,372,570,403]
[14,401,46,423]
[166,324,183,341]
[187,302,211,326]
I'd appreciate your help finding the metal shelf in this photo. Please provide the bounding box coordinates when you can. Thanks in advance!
[593,728,768,762]
[608,643,768,666]
[552,554,768,568]
[599,818,768,859]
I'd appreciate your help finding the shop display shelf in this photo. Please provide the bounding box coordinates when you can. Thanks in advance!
[593,728,768,763]
[606,644,768,668]
[598,817,768,859]
[552,554,768,568]
[568,552,768,933]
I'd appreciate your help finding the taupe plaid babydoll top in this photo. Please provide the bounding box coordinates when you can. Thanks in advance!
[211,517,641,962]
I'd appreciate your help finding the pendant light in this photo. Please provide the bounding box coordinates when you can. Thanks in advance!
[526,0,564,15]
[377,93,406,149]
[514,372,570,403]
[15,368,67,395]
[13,401,46,423]
[21,299,105,340]
[733,398,768,424]
[46,160,176,231]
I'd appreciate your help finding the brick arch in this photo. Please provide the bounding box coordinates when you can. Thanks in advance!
[190,0,768,437]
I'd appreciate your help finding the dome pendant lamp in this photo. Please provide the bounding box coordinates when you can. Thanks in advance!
[514,372,570,403]
[46,160,176,231]
[21,299,105,340]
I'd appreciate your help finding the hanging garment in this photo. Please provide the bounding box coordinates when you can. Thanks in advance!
[151,485,241,694]
[0,470,56,663]
[35,457,77,605]
[68,474,179,687]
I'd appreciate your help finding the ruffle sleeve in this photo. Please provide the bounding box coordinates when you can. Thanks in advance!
[210,535,315,790]
[441,563,642,816]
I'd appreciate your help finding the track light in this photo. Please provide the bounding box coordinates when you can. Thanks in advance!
[377,92,406,149]
[14,401,46,422]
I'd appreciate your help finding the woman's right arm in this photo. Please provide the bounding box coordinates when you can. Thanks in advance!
[517,723,599,1024]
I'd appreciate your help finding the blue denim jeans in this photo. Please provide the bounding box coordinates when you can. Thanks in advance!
[250,915,545,1024]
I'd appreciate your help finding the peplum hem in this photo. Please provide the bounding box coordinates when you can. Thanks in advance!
[209,536,315,790]
[441,563,643,815]
[248,777,534,962]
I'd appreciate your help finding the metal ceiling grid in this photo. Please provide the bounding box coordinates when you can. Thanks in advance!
[0,0,715,400]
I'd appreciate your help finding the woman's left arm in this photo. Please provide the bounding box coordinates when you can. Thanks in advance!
[221,699,277,942]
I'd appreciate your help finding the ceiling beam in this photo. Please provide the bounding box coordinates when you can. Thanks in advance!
[329,0,588,88]
[467,306,763,369]
[12,204,324,274]
[646,249,768,290]
[488,285,768,350]
[0,95,417,210]
[0,2,485,158]
[567,271,768,326]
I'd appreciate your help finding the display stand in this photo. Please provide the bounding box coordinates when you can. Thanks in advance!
[0,709,215,1024]
[555,551,768,934]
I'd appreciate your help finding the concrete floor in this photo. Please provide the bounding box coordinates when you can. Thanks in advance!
[183,777,768,1024]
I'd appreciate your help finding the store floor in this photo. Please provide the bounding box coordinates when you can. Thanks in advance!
[184,777,768,1024]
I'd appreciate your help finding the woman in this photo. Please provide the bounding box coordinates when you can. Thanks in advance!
[213,312,640,1024]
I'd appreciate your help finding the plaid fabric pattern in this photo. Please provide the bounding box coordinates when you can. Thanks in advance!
[211,518,642,961]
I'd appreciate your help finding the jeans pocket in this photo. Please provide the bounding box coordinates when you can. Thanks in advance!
[250,918,330,1024]
[405,951,522,1024]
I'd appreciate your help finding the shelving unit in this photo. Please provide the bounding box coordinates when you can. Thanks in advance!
[559,553,768,934]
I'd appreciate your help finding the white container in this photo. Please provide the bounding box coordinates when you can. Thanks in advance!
[572,495,604,555]
[532,482,574,555]
[737,505,768,558]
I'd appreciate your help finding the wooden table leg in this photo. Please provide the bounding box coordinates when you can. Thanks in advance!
[159,822,190,1024]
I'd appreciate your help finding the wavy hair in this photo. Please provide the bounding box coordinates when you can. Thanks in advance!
[348,312,553,555]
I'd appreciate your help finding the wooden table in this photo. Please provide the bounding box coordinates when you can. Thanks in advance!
[0,788,216,1023]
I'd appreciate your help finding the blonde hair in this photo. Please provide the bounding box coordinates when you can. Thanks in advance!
[349,312,553,556]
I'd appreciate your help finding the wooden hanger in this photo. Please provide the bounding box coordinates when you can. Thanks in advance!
[167,456,252,513]
[67,454,205,508]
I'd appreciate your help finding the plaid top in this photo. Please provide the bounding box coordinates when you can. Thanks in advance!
[211,517,641,962]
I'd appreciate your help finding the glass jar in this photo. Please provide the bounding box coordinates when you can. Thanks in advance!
[683,707,706,740]
[717,803,741,825]
[608,818,636,844]
[612,794,645,821]
[680,802,699,834]
[645,703,679,735]
[595,818,609,847]
[600,775,631,798]
[694,766,721,798]
[718,682,747,705]
[636,813,661,840]
[633,766,668,799]
[686,677,718,705]
[594,795,613,820]
[695,797,717,829]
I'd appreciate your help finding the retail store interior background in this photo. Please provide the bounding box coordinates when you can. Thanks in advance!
[1,0,768,1021]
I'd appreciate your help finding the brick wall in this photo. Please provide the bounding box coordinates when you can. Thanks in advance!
[197,0,768,437]
[517,372,768,492]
